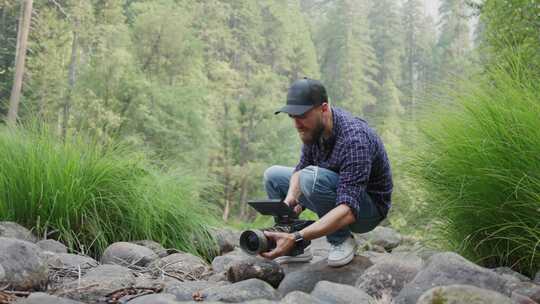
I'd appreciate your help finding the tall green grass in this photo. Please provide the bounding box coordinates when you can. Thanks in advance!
[0,125,218,260]
[412,55,540,276]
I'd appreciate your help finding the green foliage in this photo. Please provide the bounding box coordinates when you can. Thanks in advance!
[412,53,540,276]
[477,0,540,76]
[0,125,219,261]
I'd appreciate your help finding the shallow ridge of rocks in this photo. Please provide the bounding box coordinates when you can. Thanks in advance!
[0,221,538,304]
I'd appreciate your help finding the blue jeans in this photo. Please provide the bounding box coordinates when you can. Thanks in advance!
[263,165,384,245]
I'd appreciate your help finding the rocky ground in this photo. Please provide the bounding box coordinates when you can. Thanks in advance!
[0,221,539,304]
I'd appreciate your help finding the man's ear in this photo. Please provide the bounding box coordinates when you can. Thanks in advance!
[321,102,329,112]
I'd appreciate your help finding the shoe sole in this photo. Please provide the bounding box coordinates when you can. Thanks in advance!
[327,249,356,267]
[274,253,313,264]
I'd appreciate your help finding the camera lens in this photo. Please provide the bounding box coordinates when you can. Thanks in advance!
[240,229,268,255]
[247,232,259,251]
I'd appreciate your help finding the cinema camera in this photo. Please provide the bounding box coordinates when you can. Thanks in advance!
[239,199,314,256]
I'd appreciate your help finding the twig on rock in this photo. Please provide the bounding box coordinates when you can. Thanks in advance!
[0,290,30,304]
[102,285,164,304]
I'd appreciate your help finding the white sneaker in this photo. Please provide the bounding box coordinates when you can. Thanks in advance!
[327,236,357,267]
[274,246,313,264]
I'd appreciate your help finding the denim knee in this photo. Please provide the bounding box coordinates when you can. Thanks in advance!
[298,166,317,200]
[263,165,282,186]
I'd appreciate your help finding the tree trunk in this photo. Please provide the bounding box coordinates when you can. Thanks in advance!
[238,107,255,219]
[222,102,231,222]
[14,2,24,63]
[63,26,79,138]
[7,0,33,125]
[239,175,249,219]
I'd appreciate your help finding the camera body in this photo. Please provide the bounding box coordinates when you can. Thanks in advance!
[239,199,314,256]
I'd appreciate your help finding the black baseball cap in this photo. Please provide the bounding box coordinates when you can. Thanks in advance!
[275,78,328,115]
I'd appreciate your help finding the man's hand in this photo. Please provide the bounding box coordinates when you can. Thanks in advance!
[284,171,303,217]
[260,231,295,260]
[284,197,303,217]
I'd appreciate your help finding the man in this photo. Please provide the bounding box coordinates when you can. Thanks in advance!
[261,77,393,267]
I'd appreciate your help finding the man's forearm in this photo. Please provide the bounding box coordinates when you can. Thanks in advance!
[300,204,356,241]
[284,171,302,204]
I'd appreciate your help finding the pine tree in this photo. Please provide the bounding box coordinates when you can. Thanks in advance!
[368,0,404,141]
[317,0,377,115]
[435,0,472,78]
[401,0,436,120]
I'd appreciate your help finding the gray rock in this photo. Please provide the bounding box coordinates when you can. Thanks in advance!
[46,253,99,288]
[211,227,240,254]
[227,258,284,288]
[36,239,67,253]
[0,264,5,281]
[510,282,540,303]
[168,302,219,304]
[394,252,510,304]
[0,237,48,290]
[356,253,423,298]
[356,250,386,262]
[355,226,402,251]
[416,284,512,304]
[492,267,531,283]
[0,222,37,242]
[54,264,136,303]
[53,253,99,268]
[311,281,374,304]
[202,278,279,302]
[390,243,440,261]
[357,238,387,253]
[368,251,423,265]
[211,248,253,273]
[534,271,540,284]
[174,301,276,304]
[390,244,413,253]
[207,271,228,282]
[127,293,178,304]
[134,272,183,288]
[281,291,324,304]
[132,240,168,258]
[242,300,278,304]
[150,252,210,280]
[400,235,418,246]
[277,256,373,295]
[279,238,330,275]
[164,281,229,301]
[511,292,538,304]
[101,241,158,267]
[15,292,84,304]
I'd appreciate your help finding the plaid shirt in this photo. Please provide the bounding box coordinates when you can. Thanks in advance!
[294,107,393,218]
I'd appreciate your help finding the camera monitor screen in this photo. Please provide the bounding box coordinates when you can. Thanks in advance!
[247,199,297,218]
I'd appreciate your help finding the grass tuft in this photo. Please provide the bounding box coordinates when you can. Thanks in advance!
[0,125,218,261]
[411,52,540,276]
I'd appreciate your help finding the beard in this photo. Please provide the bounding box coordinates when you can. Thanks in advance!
[297,119,324,145]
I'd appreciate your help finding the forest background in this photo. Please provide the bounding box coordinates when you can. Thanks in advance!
[0,0,539,276]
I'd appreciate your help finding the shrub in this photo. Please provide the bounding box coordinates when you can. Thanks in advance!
[0,125,218,260]
[412,53,540,276]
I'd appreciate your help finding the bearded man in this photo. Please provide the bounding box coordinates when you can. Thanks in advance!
[260,78,393,267]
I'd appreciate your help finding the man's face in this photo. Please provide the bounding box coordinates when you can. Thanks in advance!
[289,105,324,145]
